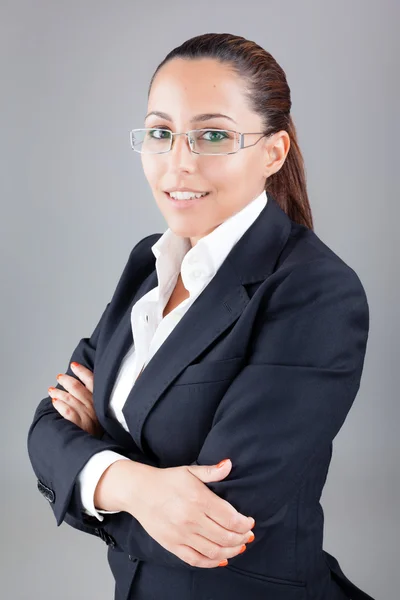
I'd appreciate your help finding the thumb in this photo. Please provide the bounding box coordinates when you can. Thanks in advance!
[186,458,233,483]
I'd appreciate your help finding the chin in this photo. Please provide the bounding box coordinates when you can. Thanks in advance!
[168,223,203,239]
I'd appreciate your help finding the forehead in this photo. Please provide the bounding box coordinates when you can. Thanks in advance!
[147,58,253,123]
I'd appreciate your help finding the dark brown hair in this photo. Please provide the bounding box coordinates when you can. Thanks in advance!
[148,32,313,230]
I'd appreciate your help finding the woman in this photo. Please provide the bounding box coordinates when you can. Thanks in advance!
[27,33,375,600]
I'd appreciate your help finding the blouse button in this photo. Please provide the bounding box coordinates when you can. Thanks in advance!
[187,254,198,264]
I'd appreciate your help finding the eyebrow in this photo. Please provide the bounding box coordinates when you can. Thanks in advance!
[144,111,238,125]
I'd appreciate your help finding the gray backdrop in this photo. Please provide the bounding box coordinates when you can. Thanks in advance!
[1,1,398,598]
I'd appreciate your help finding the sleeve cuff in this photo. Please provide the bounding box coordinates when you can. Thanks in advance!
[76,450,131,521]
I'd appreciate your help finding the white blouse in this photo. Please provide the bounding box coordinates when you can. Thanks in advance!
[76,189,268,520]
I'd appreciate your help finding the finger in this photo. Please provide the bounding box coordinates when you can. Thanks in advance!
[70,362,94,393]
[189,531,248,562]
[51,394,102,437]
[48,387,94,420]
[203,492,253,535]
[51,397,82,428]
[54,375,93,411]
[175,542,240,569]
[197,513,254,548]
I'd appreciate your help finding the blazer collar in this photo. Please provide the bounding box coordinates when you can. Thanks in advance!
[95,193,293,452]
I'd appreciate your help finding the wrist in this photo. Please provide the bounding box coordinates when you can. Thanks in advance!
[93,459,152,514]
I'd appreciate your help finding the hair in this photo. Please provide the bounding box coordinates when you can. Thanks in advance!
[147,32,313,230]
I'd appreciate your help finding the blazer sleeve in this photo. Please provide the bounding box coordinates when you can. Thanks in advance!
[26,235,160,530]
[192,258,370,532]
[85,257,370,569]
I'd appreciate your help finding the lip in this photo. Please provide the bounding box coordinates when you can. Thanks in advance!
[164,191,210,208]
[164,187,208,193]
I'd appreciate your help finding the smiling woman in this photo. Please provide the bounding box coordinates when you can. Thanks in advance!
[27,32,374,600]
[138,54,293,244]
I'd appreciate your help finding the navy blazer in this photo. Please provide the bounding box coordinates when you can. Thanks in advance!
[27,194,375,600]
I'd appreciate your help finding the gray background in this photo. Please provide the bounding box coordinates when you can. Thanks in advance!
[1,1,398,598]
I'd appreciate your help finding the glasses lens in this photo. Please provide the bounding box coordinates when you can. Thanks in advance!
[131,129,171,153]
[192,129,238,154]
[130,128,239,154]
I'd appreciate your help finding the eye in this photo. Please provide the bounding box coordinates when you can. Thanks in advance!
[201,130,229,142]
[148,128,172,139]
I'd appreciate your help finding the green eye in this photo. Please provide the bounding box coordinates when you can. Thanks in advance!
[149,128,171,139]
[202,130,228,142]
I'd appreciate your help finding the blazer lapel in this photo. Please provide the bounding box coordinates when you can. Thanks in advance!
[119,194,293,453]
[94,269,159,448]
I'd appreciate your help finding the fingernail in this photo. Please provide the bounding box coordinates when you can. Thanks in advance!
[56,373,63,380]
[216,459,229,469]
[71,362,79,368]
[247,532,255,543]
[48,387,55,394]
[238,544,247,554]
[218,560,228,567]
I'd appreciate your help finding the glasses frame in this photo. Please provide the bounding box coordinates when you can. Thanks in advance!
[129,127,270,156]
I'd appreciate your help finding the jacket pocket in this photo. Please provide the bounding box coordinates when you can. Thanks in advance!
[192,564,307,600]
[174,357,244,386]
[226,564,306,587]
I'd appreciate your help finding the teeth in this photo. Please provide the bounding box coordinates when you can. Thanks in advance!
[168,191,208,200]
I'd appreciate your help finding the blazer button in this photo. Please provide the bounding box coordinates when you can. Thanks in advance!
[37,479,55,503]
[128,555,138,562]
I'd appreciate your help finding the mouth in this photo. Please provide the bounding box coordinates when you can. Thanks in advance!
[164,191,211,208]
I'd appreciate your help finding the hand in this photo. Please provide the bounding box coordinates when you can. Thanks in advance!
[115,458,256,568]
[48,362,104,438]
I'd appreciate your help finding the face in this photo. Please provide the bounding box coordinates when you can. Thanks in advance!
[141,58,289,246]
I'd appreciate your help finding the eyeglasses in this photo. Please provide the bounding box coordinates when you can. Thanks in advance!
[129,128,269,155]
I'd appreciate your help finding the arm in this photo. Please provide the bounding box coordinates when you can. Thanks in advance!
[91,258,370,568]
[27,300,133,527]
[27,235,160,531]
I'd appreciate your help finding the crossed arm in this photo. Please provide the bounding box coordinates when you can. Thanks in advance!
[27,257,369,569]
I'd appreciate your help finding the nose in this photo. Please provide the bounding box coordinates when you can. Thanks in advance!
[163,133,197,175]
[169,132,196,165]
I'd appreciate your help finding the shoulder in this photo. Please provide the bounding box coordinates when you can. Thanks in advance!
[277,222,368,302]
[259,223,370,338]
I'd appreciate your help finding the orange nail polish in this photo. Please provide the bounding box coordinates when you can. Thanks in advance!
[218,559,228,567]
[239,544,247,554]
[56,373,63,379]
[216,459,229,469]
[247,532,255,543]
[71,362,79,368]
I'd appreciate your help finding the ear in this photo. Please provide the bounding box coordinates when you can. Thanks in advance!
[264,130,291,176]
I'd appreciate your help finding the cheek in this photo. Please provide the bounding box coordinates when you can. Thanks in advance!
[229,154,264,190]
[205,158,254,200]
[141,156,162,186]
[201,156,246,188]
